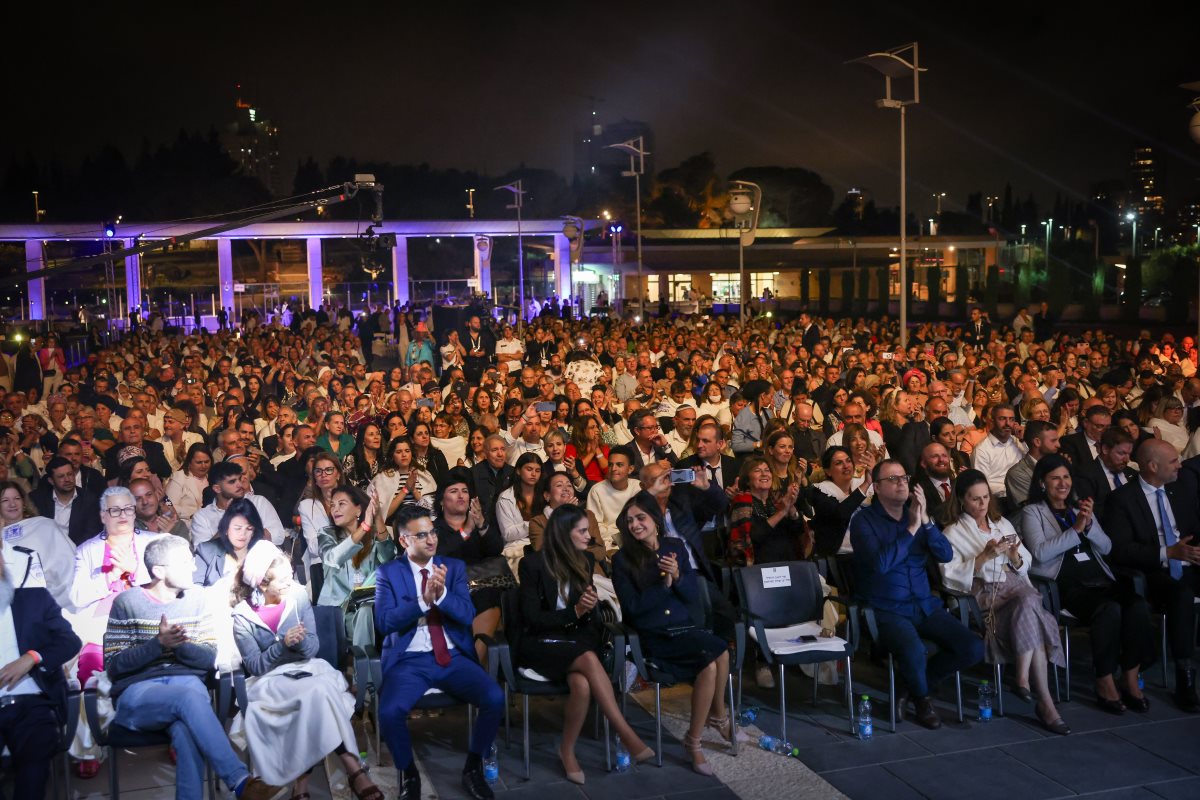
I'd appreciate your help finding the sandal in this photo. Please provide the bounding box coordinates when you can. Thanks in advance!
[706,714,750,744]
[346,768,384,800]
[682,734,714,777]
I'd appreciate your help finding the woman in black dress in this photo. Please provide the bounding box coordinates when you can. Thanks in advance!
[517,505,651,785]
[612,492,733,777]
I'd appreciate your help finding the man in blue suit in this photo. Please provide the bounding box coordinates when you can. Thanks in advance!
[375,505,504,800]
[0,567,83,799]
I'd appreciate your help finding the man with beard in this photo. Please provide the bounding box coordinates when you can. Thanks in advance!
[462,316,496,385]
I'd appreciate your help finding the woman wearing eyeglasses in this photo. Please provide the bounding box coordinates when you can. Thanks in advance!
[296,452,347,583]
[68,486,166,778]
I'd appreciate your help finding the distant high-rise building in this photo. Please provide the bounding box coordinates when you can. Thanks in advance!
[572,118,654,183]
[1130,145,1164,216]
[221,87,283,197]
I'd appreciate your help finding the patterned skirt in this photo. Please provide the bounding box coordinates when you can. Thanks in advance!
[973,577,1065,667]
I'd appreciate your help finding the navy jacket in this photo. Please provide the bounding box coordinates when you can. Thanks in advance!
[10,588,82,725]
[664,482,728,584]
[612,538,700,635]
[850,501,952,617]
[374,555,479,676]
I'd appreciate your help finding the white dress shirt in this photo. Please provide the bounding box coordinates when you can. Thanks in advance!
[404,557,452,654]
[971,433,1028,497]
[1139,478,1181,568]
[0,608,40,697]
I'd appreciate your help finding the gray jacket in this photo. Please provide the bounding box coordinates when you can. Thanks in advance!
[316,526,397,606]
[231,588,320,676]
[1017,502,1114,582]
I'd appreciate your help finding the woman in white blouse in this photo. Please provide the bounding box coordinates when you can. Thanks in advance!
[495,452,543,574]
[938,468,1069,735]
[697,381,732,436]
[165,443,212,524]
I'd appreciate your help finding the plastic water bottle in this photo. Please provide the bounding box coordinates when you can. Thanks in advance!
[758,735,793,756]
[483,743,499,785]
[978,680,994,722]
[1138,673,1145,691]
[737,706,760,727]
[614,736,631,773]
[856,695,874,740]
[358,752,370,773]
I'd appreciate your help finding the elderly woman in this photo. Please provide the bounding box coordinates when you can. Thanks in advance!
[939,469,1068,734]
[231,541,383,800]
[1018,454,1153,713]
[612,492,736,776]
[318,484,395,647]
[1146,396,1188,454]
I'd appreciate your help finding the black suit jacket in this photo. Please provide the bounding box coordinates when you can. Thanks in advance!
[665,484,727,584]
[10,588,82,724]
[30,486,102,546]
[629,440,678,471]
[1102,479,1197,574]
[1059,432,1096,468]
[787,427,827,476]
[801,325,820,353]
[1075,459,1138,520]
[915,471,955,523]
[472,462,514,510]
[895,420,932,477]
[677,454,739,490]
[963,320,992,348]
[515,550,598,658]
[38,465,106,497]
[103,438,173,480]
[807,482,868,557]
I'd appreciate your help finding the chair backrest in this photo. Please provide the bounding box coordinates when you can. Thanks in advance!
[735,561,824,628]
[312,604,348,670]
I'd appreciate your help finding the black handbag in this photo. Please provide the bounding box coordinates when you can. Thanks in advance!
[466,556,518,591]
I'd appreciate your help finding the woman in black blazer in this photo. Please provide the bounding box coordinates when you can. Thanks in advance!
[517,505,651,785]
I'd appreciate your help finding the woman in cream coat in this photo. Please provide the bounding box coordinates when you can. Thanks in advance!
[939,469,1068,734]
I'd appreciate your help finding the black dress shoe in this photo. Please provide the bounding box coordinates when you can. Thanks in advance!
[894,690,909,724]
[1013,685,1033,703]
[1121,691,1151,713]
[913,696,943,730]
[461,764,495,800]
[1174,667,1198,713]
[399,767,421,800]
[1096,696,1126,715]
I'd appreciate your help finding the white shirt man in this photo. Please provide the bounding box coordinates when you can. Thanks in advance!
[971,406,1028,497]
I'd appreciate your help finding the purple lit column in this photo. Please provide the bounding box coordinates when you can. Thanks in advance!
[307,237,323,309]
[473,235,492,297]
[24,240,46,320]
[553,233,572,304]
[392,236,409,306]
[217,238,235,315]
[124,238,142,315]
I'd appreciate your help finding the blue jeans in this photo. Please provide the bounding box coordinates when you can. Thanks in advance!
[114,676,249,800]
[875,607,984,697]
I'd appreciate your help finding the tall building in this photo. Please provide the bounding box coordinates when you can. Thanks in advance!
[572,118,654,183]
[1130,145,1164,216]
[221,87,284,197]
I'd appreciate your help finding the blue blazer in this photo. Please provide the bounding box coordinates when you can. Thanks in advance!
[374,554,479,675]
[12,588,82,724]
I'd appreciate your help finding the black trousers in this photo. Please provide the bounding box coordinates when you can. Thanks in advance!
[1145,567,1200,662]
[1062,581,1155,677]
[0,696,59,800]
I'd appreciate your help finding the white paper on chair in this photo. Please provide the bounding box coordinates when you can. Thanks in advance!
[761,566,791,588]
[749,621,847,655]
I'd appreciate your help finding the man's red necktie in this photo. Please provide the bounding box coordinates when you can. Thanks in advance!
[941,481,950,500]
[420,568,452,666]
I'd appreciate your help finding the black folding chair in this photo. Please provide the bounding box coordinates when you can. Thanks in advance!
[734,561,857,740]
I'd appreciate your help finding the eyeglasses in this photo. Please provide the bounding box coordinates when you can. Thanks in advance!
[104,506,136,518]
[638,423,660,431]
[407,531,438,542]
[877,475,912,485]
[313,466,338,477]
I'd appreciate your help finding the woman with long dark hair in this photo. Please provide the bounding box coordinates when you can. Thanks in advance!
[409,419,450,488]
[317,484,395,646]
[495,452,543,571]
[341,422,383,490]
[807,446,871,557]
[517,504,652,784]
[1019,454,1153,713]
[193,497,267,586]
[612,492,735,776]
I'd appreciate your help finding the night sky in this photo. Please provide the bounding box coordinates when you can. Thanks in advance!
[5,2,1197,219]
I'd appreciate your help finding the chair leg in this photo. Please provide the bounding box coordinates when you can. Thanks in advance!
[1160,615,1170,689]
[504,685,511,748]
[109,746,119,800]
[467,704,476,750]
[654,683,663,768]
[844,656,855,736]
[995,662,1005,718]
[603,715,611,771]
[955,672,963,723]
[1053,650,1062,703]
[727,675,738,757]
[522,694,531,781]
[888,655,897,733]
[779,664,788,744]
[812,666,819,706]
[1064,624,1072,703]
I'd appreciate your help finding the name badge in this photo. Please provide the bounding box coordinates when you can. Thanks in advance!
[1074,552,1090,562]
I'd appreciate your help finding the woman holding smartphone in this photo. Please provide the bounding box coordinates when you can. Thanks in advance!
[939,470,1069,734]
[517,504,652,784]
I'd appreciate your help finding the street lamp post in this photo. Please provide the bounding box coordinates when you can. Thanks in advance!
[1125,211,1138,258]
[849,42,925,349]
[494,180,525,333]
[728,181,763,324]
[605,136,649,321]
[1043,218,1054,281]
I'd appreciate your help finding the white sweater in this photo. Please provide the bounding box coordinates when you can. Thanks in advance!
[585,479,642,550]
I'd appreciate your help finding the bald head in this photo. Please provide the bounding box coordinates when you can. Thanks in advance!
[1137,438,1180,486]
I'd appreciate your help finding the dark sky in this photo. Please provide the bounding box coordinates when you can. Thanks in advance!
[5,1,1198,219]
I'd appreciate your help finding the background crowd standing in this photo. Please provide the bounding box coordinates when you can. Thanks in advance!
[0,298,1198,799]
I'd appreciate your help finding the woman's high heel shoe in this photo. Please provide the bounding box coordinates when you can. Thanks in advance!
[682,734,715,777]
[706,714,750,744]
[559,749,585,785]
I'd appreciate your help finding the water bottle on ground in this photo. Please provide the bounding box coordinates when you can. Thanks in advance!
[358,752,370,773]
[737,706,759,727]
[615,736,631,773]
[978,680,994,722]
[483,743,499,785]
[1138,673,1145,691]
[758,735,793,756]
[856,695,874,740]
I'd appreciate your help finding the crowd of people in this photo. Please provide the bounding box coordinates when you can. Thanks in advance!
[0,299,1197,799]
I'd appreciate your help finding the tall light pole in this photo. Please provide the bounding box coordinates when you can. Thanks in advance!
[849,42,925,349]
[1125,211,1138,258]
[1042,218,1054,278]
[932,191,946,216]
[495,180,525,333]
[605,136,648,321]
[728,181,763,323]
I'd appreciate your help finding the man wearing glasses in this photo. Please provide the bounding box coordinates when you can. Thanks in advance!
[850,460,983,729]
[627,409,677,470]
